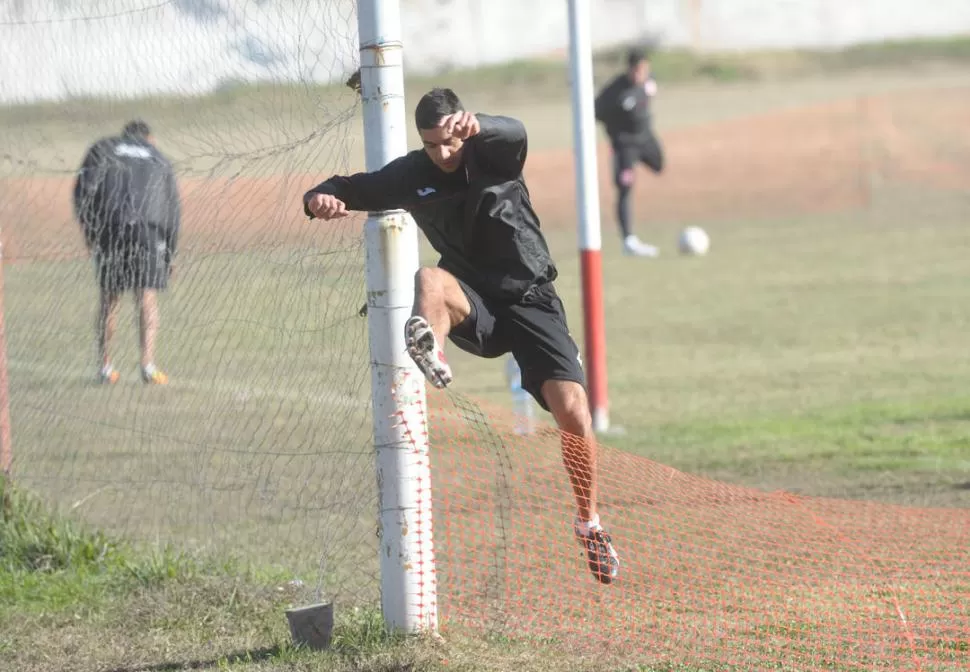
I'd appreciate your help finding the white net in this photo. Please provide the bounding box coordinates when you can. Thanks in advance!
[0,0,380,604]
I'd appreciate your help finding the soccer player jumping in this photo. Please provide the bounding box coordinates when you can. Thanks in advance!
[304,88,620,584]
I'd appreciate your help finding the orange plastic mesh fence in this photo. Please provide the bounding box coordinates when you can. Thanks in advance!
[1,3,968,667]
[398,391,969,671]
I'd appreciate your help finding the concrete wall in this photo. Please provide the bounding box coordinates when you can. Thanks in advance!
[3,0,970,104]
[672,0,970,51]
[404,0,970,68]
[0,0,360,103]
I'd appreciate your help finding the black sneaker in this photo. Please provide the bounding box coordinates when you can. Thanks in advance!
[574,520,620,584]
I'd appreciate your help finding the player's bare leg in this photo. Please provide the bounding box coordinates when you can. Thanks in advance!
[411,267,471,344]
[542,380,598,520]
[542,379,620,584]
[405,267,471,388]
[97,289,121,384]
[136,289,167,385]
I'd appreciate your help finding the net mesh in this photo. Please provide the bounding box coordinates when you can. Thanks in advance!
[0,0,376,603]
[408,391,969,671]
[0,1,968,670]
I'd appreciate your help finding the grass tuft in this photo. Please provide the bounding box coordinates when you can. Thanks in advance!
[1,476,118,573]
[329,605,405,659]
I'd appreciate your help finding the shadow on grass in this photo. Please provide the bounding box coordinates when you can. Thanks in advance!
[104,646,421,672]
[104,646,284,672]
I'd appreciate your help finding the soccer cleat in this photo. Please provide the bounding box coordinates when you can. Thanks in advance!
[575,518,620,584]
[141,365,169,385]
[404,315,453,389]
[99,366,120,385]
[623,234,659,258]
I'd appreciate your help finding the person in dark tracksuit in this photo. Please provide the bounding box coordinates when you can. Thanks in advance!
[73,120,180,385]
[303,88,620,584]
[595,48,664,257]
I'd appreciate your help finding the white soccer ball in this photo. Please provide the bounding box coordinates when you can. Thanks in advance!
[678,226,710,256]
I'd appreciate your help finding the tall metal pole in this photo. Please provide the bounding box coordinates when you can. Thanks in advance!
[357,0,437,634]
[567,0,610,433]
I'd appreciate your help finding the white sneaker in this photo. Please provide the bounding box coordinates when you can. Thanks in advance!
[573,516,620,584]
[623,235,659,258]
[404,316,453,389]
[98,365,120,385]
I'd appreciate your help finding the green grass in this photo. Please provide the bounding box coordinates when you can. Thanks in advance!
[3,480,716,672]
[4,195,968,670]
[1,49,968,671]
[0,478,440,672]
[444,192,970,508]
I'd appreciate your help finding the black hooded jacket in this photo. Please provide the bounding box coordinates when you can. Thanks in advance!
[304,114,557,303]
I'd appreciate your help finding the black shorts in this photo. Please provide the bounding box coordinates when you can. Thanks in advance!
[94,225,170,294]
[448,280,586,412]
[613,132,664,185]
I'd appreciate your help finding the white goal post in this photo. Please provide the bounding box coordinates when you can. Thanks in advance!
[357,0,438,634]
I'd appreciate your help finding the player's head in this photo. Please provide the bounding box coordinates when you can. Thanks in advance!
[415,87,465,173]
[626,48,650,84]
[122,119,152,142]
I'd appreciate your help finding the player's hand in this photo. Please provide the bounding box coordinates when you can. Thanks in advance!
[619,169,635,187]
[306,193,349,220]
[645,78,658,97]
[439,111,480,140]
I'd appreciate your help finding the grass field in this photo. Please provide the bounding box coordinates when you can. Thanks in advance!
[1,39,970,672]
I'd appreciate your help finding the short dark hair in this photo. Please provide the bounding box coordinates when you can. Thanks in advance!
[414,88,463,130]
[122,119,152,139]
[627,47,648,69]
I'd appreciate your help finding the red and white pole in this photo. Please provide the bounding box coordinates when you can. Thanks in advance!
[567,0,610,433]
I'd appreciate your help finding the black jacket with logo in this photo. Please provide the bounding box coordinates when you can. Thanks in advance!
[73,134,181,258]
[303,114,556,303]
[594,74,655,147]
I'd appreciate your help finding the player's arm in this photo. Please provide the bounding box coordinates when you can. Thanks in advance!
[303,154,416,220]
[72,143,106,249]
[163,166,181,262]
[593,81,611,122]
[593,76,623,127]
[470,113,527,178]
